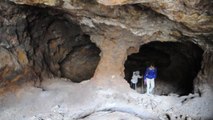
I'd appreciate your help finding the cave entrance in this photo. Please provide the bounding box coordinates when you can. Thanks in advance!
[124,41,203,95]
[23,6,101,83]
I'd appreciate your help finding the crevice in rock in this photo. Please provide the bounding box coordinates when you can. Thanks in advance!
[124,41,204,95]
[76,108,144,120]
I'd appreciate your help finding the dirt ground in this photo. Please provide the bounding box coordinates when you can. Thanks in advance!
[0,78,212,120]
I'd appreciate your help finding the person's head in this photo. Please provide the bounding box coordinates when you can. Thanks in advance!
[133,71,140,75]
[149,64,155,69]
[135,71,140,75]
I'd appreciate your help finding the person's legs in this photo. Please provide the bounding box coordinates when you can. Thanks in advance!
[146,78,151,94]
[133,83,136,90]
[150,78,155,94]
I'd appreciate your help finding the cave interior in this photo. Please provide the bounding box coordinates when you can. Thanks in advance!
[124,41,204,95]
[0,0,213,119]
[0,0,211,96]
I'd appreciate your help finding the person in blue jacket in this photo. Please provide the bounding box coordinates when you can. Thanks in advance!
[144,64,157,94]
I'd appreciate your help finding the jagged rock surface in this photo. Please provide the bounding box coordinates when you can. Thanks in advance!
[0,1,101,89]
[97,0,213,32]
[1,0,213,90]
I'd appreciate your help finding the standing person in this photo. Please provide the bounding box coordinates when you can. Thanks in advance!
[131,71,142,90]
[144,65,157,94]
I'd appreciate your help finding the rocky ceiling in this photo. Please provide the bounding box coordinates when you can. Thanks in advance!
[0,0,213,91]
[9,0,213,43]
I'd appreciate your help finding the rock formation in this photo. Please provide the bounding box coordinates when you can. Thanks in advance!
[0,1,101,90]
[0,0,212,95]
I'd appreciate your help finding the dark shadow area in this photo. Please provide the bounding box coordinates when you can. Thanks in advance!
[25,6,101,83]
[0,1,101,86]
[124,41,203,95]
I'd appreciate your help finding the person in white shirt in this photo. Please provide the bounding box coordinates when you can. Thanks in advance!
[131,71,142,90]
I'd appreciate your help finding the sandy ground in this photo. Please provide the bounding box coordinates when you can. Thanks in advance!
[0,78,212,120]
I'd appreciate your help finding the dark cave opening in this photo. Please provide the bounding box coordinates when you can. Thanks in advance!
[25,6,101,83]
[124,41,204,95]
[0,2,101,86]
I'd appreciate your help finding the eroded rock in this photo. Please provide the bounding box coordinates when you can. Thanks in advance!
[0,1,101,88]
[60,43,100,82]
[97,0,213,32]
[0,0,212,91]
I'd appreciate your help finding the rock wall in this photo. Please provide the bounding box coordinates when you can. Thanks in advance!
[0,1,100,89]
[1,0,213,93]
[194,47,213,94]
[0,1,34,90]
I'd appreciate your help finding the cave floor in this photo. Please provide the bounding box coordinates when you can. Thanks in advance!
[0,78,212,120]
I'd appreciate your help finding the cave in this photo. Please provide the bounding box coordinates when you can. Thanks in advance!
[0,0,213,120]
[0,2,101,84]
[124,41,204,95]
